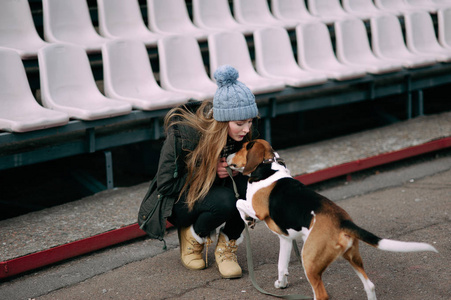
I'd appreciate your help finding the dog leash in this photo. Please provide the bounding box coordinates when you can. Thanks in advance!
[226,167,311,299]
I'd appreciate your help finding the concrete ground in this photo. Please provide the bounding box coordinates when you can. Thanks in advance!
[1,152,449,300]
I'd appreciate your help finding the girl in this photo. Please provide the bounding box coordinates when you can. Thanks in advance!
[138,65,258,279]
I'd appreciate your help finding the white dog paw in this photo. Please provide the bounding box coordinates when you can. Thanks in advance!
[274,279,288,289]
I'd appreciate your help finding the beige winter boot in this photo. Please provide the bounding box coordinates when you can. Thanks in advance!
[178,226,206,270]
[215,232,242,279]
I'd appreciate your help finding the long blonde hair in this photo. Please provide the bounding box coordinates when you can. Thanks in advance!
[164,101,232,210]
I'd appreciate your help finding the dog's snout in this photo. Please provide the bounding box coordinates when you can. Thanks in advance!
[226,153,236,166]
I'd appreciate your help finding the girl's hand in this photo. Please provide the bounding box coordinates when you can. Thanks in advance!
[217,158,238,178]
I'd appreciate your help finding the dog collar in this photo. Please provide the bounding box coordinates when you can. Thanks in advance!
[263,153,286,167]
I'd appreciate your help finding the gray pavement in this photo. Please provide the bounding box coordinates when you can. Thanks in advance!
[1,152,450,300]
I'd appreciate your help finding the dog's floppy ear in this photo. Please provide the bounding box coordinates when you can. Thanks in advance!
[243,142,265,175]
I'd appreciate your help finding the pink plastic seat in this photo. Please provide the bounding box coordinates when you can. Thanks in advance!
[147,0,213,41]
[0,0,49,59]
[334,18,404,74]
[370,14,437,69]
[404,10,451,63]
[270,0,321,24]
[342,0,386,20]
[192,0,259,35]
[38,44,132,120]
[102,39,189,110]
[253,27,328,87]
[158,35,218,100]
[437,7,451,50]
[97,0,161,47]
[0,48,68,132]
[43,0,110,53]
[208,31,286,95]
[307,0,353,24]
[296,22,367,81]
[233,0,298,29]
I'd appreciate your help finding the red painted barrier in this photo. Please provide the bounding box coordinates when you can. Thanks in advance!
[295,137,451,184]
[1,137,450,279]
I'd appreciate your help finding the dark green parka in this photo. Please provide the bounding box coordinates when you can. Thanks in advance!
[137,102,202,240]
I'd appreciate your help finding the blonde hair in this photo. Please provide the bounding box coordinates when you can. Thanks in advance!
[164,101,235,210]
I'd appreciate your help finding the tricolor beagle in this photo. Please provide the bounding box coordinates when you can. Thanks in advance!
[227,139,438,300]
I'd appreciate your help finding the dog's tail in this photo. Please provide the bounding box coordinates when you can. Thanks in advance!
[341,220,438,253]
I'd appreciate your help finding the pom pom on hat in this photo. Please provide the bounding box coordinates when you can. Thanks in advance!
[212,65,258,122]
[214,65,239,88]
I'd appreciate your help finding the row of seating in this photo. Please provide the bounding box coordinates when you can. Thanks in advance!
[2,0,451,59]
[2,8,451,133]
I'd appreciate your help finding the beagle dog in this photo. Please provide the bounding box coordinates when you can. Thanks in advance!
[227,139,438,300]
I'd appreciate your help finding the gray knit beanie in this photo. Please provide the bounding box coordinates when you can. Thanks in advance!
[212,65,258,121]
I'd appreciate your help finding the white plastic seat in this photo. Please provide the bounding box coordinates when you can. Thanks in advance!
[233,0,298,29]
[253,27,328,88]
[342,0,386,20]
[38,44,132,120]
[158,36,217,100]
[192,0,259,35]
[437,7,451,50]
[334,18,403,74]
[102,40,188,111]
[97,0,161,47]
[295,22,367,81]
[370,14,437,69]
[0,0,49,59]
[0,48,68,132]
[208,31,285,95]
[404,0,439,13]
[270,0,321,23]
[374,0,416,16]
[404,10,451,63]
[307,0,353,24]
[147,0,212,41]
[42,0,109,53]
[431,0,451,7]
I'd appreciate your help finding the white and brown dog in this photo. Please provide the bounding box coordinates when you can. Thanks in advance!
[227,139,438,300]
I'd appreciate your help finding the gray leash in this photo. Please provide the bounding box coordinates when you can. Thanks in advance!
[226,167,311,299]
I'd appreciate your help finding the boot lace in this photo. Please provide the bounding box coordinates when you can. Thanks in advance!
[187,238,203,255]
[217,240,238,262]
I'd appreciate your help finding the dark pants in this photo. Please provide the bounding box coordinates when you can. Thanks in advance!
[169,174,248,240]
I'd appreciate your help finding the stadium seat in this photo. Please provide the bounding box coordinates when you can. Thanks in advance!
[437,7,451,50]
[253,27,328,87]
[306,0,352,23]
[370,14,437,69]
[404,10,451,63]
[295,22,367,81]
[431,0,451,7]
[233,0,298,29]
[208,31,285,95]
[42,0,110,53]
[341,0,386,20]
[192,0,259,35]
[270,0,321,23]
[334,18,403,74]
[0,48,69,132]
[0,0,49,59]
[147,0,212,41]
[373,0,415,16]
[404,0,440,13]
[97,0,161,47]
[102,40,188,110]
[38,44,132,120]
[158,35,217,100]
